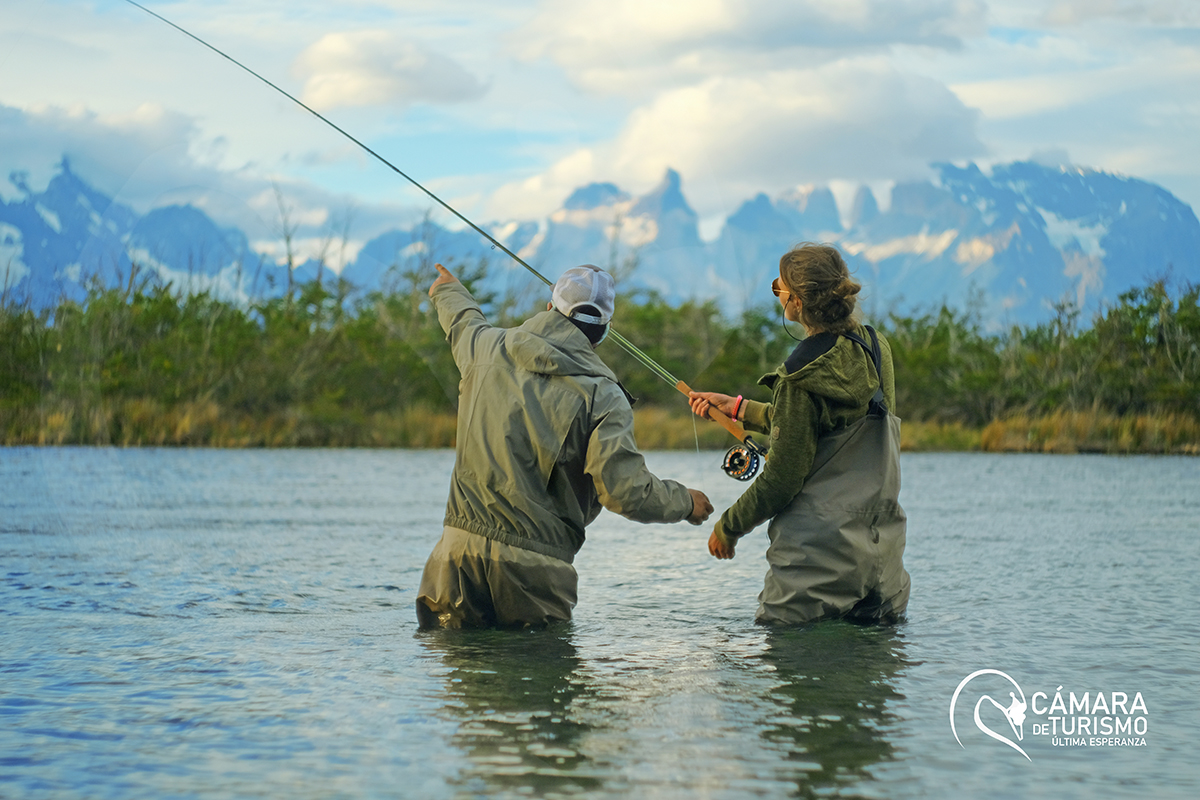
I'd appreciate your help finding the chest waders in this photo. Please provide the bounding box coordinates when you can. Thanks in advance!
[757,327,911,625]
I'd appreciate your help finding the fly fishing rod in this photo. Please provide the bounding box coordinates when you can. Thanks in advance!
[122,0,765,475]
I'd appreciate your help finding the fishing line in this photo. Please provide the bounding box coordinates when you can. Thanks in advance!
[119,2,537,281]
[120,0,685,384]
[123,0,764,469]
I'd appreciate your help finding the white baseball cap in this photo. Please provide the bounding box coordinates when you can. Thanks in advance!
[551,264,615,326]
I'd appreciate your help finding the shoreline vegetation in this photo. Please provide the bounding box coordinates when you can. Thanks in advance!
[2,256,1198,455]
[2,401,1198,454]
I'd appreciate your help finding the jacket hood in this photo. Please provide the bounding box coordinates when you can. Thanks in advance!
[508,309,619,382]
[760,327,880,409]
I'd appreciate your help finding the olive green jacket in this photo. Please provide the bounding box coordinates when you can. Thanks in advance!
[433,281,693,563]
[716,326,897,545]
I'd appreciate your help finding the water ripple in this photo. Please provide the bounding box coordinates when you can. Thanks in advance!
[1,447,1197,799]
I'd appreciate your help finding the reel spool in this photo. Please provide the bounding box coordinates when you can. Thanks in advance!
[722,444,761,481]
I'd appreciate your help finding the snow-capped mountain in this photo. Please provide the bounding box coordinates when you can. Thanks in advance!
[442,160,1199,325]
[4,159,1197,326]
[0,160,280,308]
[536,161,1200,325]
[846,161,1200,323]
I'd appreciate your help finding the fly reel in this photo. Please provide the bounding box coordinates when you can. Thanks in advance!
[722,444,761,481]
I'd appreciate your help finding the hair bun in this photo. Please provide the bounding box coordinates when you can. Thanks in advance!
[835,277,862,300]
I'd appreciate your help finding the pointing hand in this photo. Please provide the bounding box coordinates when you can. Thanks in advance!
[429,263,459,297]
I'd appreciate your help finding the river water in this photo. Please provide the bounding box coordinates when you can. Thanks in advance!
[2,447,1198,799]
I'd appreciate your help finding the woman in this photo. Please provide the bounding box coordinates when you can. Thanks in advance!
[689,243,909,624]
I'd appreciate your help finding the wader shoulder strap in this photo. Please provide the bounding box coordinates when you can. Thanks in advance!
[841,326,887,415]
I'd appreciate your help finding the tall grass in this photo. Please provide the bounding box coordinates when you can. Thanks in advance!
[4,399,1197,453]
[0,402,738,450]
[0,400,459,448]
[2,274,1197,454]
[980,410,1200,455]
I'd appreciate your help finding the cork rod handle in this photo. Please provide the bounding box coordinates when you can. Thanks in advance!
[675,380,751,444]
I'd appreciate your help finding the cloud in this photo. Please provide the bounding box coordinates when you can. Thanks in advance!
[616,62,984,181]
[949,67,1125,120]
[0,102,199,202]
[7,0,1199,247]
[487,59,985,222]
[486,148,602,222]
[293,31,487,111]
[513,0,986,95]
[0,101,406,253]
[937,15,1200,210]
[1041,0,1200,26]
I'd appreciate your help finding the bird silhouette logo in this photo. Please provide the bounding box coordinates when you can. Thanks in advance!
[949,669,1031,761]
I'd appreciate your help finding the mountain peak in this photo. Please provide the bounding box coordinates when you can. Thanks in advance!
[727,193,792,236]
[775,185,842,233]
[848,186,879,228]
[630,168,695,219]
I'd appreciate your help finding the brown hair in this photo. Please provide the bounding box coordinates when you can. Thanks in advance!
[778,243,861,335]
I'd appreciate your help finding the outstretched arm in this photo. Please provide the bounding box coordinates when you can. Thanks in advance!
[429,263,502,369]
[586,394,703,525]
[709,382,817,558]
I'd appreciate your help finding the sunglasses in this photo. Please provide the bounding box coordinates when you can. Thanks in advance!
[771,278,790,299]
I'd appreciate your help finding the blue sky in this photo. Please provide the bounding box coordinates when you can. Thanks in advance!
[2,0,1198,267]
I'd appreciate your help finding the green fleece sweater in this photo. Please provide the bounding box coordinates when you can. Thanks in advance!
[715,326,897,546]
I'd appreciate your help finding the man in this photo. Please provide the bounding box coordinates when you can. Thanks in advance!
[416,262,713,629]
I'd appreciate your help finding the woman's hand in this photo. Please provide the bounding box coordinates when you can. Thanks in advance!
[708,531,736,560]
[688,391,737,420]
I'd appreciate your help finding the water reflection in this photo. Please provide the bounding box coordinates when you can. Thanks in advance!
[419,626,601,797]
[760,623,909,797]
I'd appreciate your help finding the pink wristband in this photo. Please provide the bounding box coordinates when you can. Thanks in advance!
[733,395,743,420]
